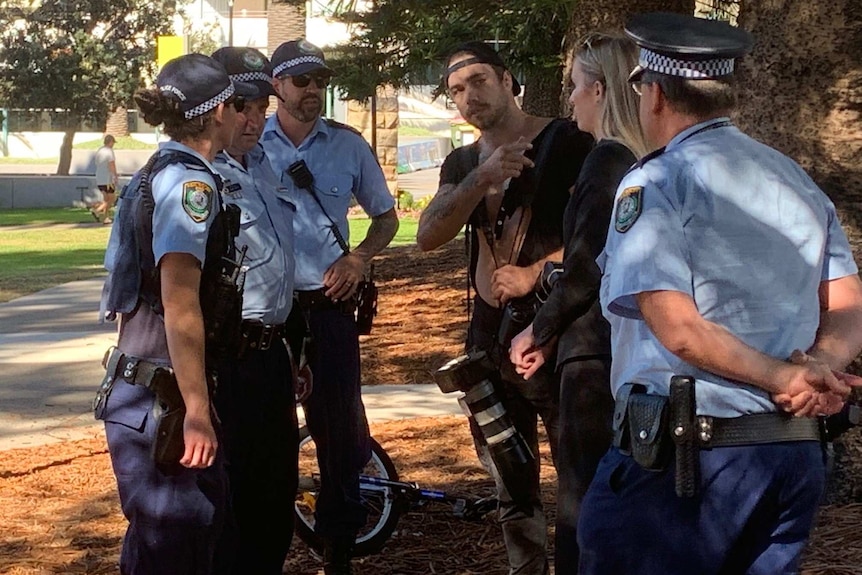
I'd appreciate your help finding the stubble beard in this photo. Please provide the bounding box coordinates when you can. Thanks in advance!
[288,95,323,123]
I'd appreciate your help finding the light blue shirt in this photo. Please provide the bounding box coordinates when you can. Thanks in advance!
[151,141,221,266]
[261,116,395,290]
[214,144,296,324]
[599,118,858,417]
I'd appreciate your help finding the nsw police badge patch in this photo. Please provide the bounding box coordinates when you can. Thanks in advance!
[182,181,214,223]
[615,186,643,233]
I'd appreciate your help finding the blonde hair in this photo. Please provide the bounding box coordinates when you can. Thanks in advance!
[575,34,649,159]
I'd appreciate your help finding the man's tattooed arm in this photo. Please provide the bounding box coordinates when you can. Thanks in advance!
[416,169,488,252]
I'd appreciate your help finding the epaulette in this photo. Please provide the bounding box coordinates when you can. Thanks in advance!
[622,145,666,177]
[324,118,363,137]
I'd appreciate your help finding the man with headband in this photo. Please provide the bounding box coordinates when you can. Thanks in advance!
[577,13,862,574]
[418,41,593,575]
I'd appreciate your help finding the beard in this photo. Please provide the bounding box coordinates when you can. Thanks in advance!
[287,94,324,123]
[464,100,507,131]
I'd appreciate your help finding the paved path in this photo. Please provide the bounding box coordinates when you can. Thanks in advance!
[0,278,462,452]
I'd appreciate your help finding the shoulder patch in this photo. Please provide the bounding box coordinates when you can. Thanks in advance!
[614,186,643,233]
[182,180,214,223]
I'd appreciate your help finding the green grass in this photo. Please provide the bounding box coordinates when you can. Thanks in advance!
[398,125,441,137]
[0,209,419,303]
[73,135,156,150]
[0,156,57,164]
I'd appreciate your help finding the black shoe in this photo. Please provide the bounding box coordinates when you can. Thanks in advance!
[322,539,354,575]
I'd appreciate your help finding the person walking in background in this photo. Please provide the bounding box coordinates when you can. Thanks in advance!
[508,32,648,573]
[417,41,593,575]
[208,46,310,575]
[261,38,398,575]
[578,13,862,574]
[95,53,256,575]
[91,134,118,224]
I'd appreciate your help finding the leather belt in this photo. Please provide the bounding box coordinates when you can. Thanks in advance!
[240,320,286,352]
[695,412,821,447]
[102,346,169,388]
[295,289,356,313]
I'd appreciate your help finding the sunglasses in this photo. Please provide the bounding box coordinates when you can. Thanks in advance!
[289,73,331,89]
[225,95,246,113]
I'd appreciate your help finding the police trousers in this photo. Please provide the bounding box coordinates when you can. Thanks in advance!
[213,341,298,575]
[467,296,560,575]
[577,442,826,575]
[303,306,371,541]
[99,377,228,575]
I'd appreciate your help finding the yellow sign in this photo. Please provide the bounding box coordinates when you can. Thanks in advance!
[157,36,184,70]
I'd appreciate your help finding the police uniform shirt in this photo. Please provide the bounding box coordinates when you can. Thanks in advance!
[599,118,859,417]
[261,115,395,290]
[214,144,296,324]
[117,141,222,362]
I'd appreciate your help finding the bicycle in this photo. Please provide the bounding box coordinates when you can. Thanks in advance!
[294,425,497,557]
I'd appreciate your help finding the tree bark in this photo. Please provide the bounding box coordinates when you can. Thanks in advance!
[561,0,696,113]
[522,64,566,117]
[735,0,862,249]
[56,128,75,176]
[106,105,129,137]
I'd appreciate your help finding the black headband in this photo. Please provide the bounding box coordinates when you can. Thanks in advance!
[443,54,521,96]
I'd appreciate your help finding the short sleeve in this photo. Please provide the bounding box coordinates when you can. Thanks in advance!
[353,141,395,217]
[822,199,859,281]
[602,177,693,319]
[151,165,218,266]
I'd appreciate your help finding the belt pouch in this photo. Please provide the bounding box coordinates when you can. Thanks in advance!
[628,392,671,471]
[669,376,699,497]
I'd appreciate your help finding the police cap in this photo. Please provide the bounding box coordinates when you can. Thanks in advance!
[156,53,259,120]
[211,46,280,100]
[625,12,754,81]
[271,39,332,79]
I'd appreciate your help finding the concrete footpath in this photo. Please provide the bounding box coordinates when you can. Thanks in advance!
[0,277,462,452]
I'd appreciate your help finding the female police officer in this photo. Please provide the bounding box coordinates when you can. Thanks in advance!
[95,53,257,575]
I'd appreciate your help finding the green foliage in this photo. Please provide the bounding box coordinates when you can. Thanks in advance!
[0,0,178,131]
[319,0,576,103]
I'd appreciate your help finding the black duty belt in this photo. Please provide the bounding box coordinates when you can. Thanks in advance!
[102,346,169,388]
[240,320,286,352]
[295,288,356,313]
[695,412,820,447]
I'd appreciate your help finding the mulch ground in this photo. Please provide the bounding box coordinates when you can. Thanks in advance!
[1,239,861,574]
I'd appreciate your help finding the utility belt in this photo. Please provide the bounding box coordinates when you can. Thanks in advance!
[613,376,822,498]
[94,347,207,475]
[239,319,287,354]
[295,288,357,314]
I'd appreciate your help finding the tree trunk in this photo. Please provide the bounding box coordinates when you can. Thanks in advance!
[561,0,696,113]
[522,64,565,117]
[267,1,307,116]
[106,106,129,137]
[56,128,75,175]
[735,0,862,249]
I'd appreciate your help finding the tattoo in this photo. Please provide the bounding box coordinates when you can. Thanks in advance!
[353,208,399,261]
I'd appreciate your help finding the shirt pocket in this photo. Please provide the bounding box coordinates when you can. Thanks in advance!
[314,173,354,220]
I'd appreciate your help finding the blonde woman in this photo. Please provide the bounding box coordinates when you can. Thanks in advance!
[509,33,647,572]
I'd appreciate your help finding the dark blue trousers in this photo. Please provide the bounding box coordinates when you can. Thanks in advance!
[577,442,826,575]
[101,379,228,575]
[303,307,371,540]
[213,342,298,575]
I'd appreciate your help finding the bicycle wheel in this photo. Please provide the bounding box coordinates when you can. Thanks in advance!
[295,425,402,556]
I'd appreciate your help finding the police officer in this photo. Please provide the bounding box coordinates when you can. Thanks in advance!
[578,13,862,574]
[208,46,310,575]
[95,54,257,574]
[261,39,399,575]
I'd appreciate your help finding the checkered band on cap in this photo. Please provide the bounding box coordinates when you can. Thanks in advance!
[184,83,235,120]
[639,47,735,79]
[273,55,326,78]
[231,71,273,83]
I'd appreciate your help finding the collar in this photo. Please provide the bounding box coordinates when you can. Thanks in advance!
[665,117,731,152]
[262,114,328,149]
[159,140,217,171]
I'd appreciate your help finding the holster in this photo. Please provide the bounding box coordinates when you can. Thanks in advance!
[355,278,378,336]
[613,383,672,471]
[148,368,186,476]
[669,376,699,497]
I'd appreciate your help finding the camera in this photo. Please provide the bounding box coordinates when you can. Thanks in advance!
[434,349,535,504]
[497,261,563,346]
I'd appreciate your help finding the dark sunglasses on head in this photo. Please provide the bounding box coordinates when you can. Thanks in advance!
[290,73,331,89]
